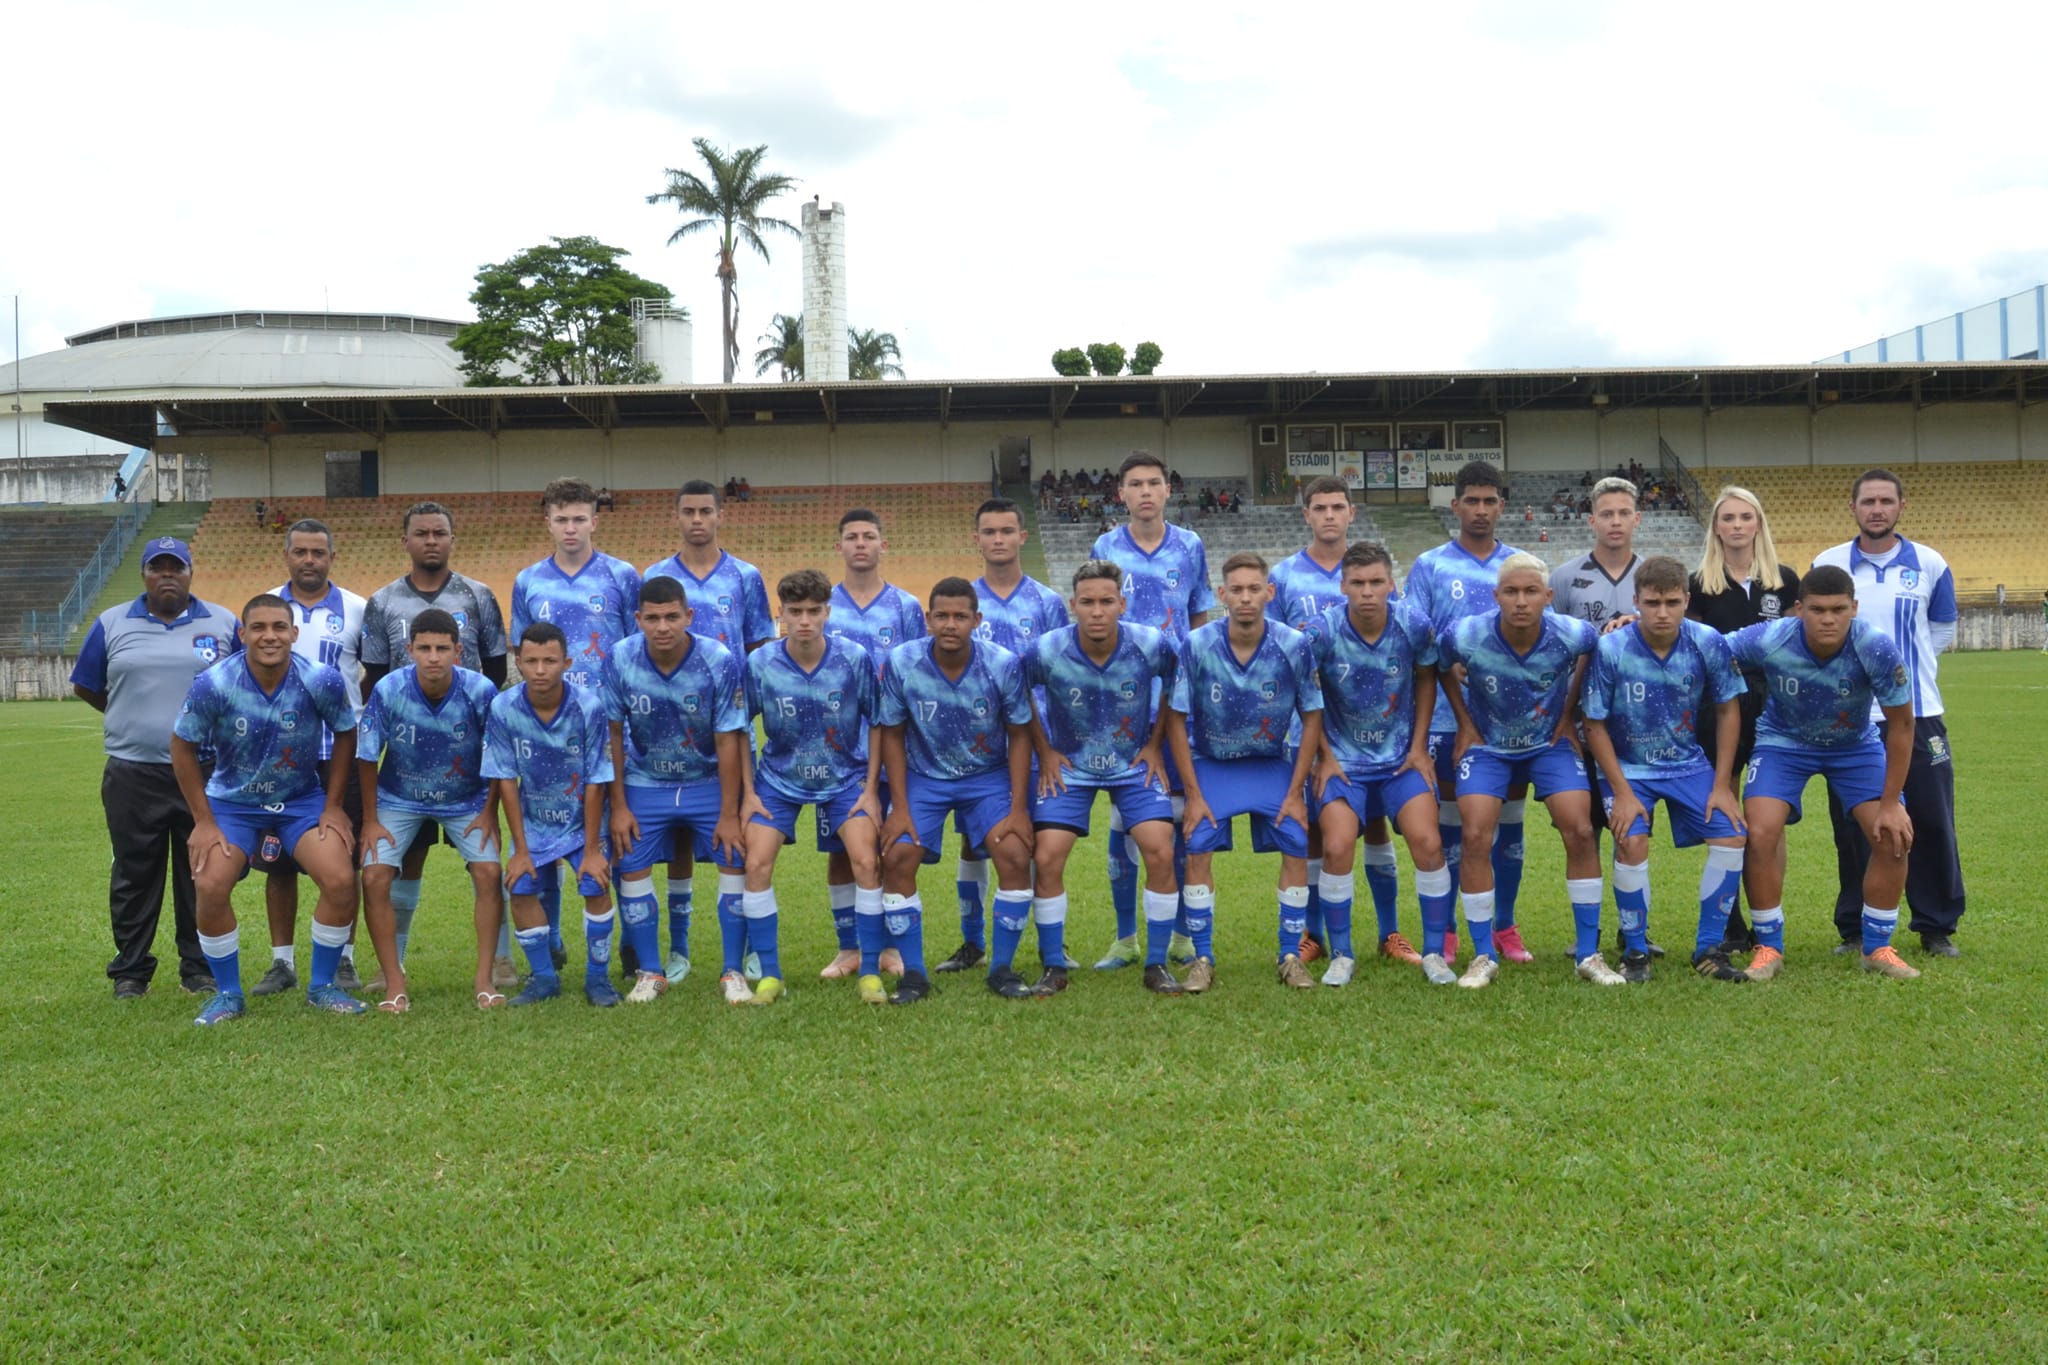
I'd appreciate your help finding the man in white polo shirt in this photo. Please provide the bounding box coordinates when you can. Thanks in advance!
[1811,468,1966,957]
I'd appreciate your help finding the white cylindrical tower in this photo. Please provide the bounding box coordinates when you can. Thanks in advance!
[801,200,847,382]
[632,298,693,383]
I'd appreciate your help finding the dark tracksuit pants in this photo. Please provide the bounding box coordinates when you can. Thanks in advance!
[1829,715,1965,940]
[102,757,208,987]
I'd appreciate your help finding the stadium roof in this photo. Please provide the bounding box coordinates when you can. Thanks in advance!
[42,360,2048,449]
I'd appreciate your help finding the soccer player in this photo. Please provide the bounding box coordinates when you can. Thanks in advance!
[170,594,361,1024]
[1165,553,1324,993]
[1090,450,1216,970]
[602,575,749,1004]
[1307,542,1456,986]
[1436,553,1603,989]
[1404,461,1527,964]
[484,622,619,1008]
[1027,560,1183,994]
[356,609,506,1011]
[877,579,1036,1003]
[249,519,368,999]
[739,569,886,1003]
[819,507,924,978]
[642,478,773,983]
[1811,469,1965,958]
[1725,565,1919,981]
[1581,556,1751,984]
[505,477,641,973]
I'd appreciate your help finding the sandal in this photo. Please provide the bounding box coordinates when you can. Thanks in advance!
[377,993,410,1014]
[475,990,506,1010]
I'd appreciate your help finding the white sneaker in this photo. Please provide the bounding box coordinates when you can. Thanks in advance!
[721,970,753,1004]
[742,951,763,983]
[1420,953,1458,986]
[626,970,668,1004]
[1322,955,1356,988]
[1575,952,1627,986]
[1456,954,1499,990]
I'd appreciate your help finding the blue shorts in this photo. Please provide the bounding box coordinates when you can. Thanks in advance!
[1314,767,1435,827]
[1455,739,1588,803]
[1744,742,1891,825]
[1185,756,1309,857]
[1594,768,1741,847]
[368,803,497,868]
[752,776,873,853]
[1034,774,1174,835]
[214,791,327,867]
[1428,731,1460,792]
[898,768,1018,865]
[508,845,609,898]
[617,782,742,874]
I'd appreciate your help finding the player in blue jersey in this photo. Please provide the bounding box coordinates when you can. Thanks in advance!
[1404,460,1531,964]
[484,622,619,1008]
[1725,565,1919,981]
[1581,556,1751,985]
[641,478,773,985]
[877,579,1037,1003]
[1437,554,1604,989]
[356,608,506,1011]
[1308,542,1456,987]
[171,595,362,1024]
[505,477,640,974]
[602,574,750,1003]
[738,570,886,1003]
[1166,553,1325,993]
[1027,560,1183,994]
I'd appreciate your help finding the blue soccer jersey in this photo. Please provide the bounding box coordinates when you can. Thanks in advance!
[1311,602,1438,774]
[510,552,642,691]
[358,665,501,814]
[1091,524,1217,643]
[746,637,879,799]
[879,639,1032,782]
[974,575,1069,654]
[1437,610,1598,756]
[642,549,775,651]
[1582,620,1747,780]
[481,682,615,858]
[601,633,748,788]
[823,582,926,668]
[174,654,356,808]
[1403,539,1522,733]
[1168,620,1323,762]
[1726,618,1910,751]
[1268,550,1349,633]
[1027,623,1179,786]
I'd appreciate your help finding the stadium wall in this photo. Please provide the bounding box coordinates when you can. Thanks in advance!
[0,454,130,505]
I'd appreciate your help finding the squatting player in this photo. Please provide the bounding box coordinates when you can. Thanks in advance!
[171,595,362,1024]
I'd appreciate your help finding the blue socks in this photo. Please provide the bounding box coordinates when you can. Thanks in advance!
[1142,888,1178,966]
[957,857,987,949]
[1362,840,1400,940]
[1860,903,1899,955]
[618,877,662,977]
[536,861,563,950]
[584,909,615,983]
[1182,884,1215,960]
[883,892,927,977]
[1568,877,1604,961]
[390,877,422,965]
[516,924,557,982]
[1751,905,1785,952]
[717,873,747,975]
[828,882,857,952]
[854,885,885,975]
[990,888,1032,972]
[1697,846,1745,955]
[1614,859,1651,955]
[199,927,242,996]
[1108,832,1139,940]
[742,888,781,980]
[1416,865,1455,957]
[1278,885,1310,960]
[667,878,693,963]
[1303,857,1325,947]
[1318,869,1355,960]
[1460,888,1495,960]
[1033,892,1068,972]
[1493,801,1526,931]
[309,920,350,990]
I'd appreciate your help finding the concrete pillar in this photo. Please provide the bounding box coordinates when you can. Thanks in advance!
[802,201,848,382]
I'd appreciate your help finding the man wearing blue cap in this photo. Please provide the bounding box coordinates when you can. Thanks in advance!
[71,537,242,999]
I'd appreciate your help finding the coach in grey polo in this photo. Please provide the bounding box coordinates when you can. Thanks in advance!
[70,537,241,997]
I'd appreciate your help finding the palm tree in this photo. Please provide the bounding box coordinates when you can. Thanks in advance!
[847,327,904,381]
[647,140,799,382]
[755,312,804,381]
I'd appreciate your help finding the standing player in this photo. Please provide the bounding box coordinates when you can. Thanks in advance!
[1165,553,1324,993]
[1404,461,1526,963]
[356,610,506,1011]
[1581,556,1751,984]
[642,478,773,983]
[1811,470,1965,959]
[1726,566,1919,981]
[170,595,362,1024]
[739,570,886,1003]
[602,576,749,1004]
[1308,543,1456,986]
[1027,561,1183,994]
[1436,554,1604,989]
[484,622,619,1008]
[877,579,1036,1003]
[1090,450,1217,970]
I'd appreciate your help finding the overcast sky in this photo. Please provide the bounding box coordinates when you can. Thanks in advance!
[5,1,2044,379]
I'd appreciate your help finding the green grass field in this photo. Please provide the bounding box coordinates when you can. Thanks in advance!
[3,653,2042,1360]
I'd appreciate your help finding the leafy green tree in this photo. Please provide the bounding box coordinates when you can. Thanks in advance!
[453,236,675,387]
[1129,341,1164,376]
[755,312,804,381]
[1086,342,1127,377]
[847,327,904,380]
[647,140,799,383]
[1051,347,1090,377]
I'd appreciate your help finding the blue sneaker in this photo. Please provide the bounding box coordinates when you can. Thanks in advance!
[306,983,367,1015]
[510,974,562,1007]
[585,977,622,1007]
[193,991,246,1026]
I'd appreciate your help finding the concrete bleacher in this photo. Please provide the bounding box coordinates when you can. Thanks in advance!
[0,508,128,653]
[1038,496,1386,599]
[1470,508,1707,568]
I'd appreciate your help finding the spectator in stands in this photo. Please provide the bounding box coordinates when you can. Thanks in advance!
[724,477,740,501]
[738,477,753,502]
[269,506,289,533]
[596,486,616,511]
[254,499,267,526]
[71,537,242,1000]
[112,473,128,500]
[1169,468,1184,494]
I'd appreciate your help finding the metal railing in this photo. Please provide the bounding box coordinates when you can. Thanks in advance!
[1656,439,1708,525]
[11,501,151,654]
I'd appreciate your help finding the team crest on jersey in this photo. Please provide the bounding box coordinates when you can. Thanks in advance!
[879,628,896,647]
[717,594,733,615]
[1899,569,1920,589]
[452,723,468,740]
[1166,569,1182,589]
[193,635,221,663]
[588,593,606,611]
[1119,679,1138,701]
[683,692,702,713]
[325,615,343,634]
[1259,680,1277,701]
[1892,664,1908,689]
[1759,593,1782,617]
[279,709,299,732]
[452,610,469,631]
[826,689,844,712]
[973,696,989,717]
